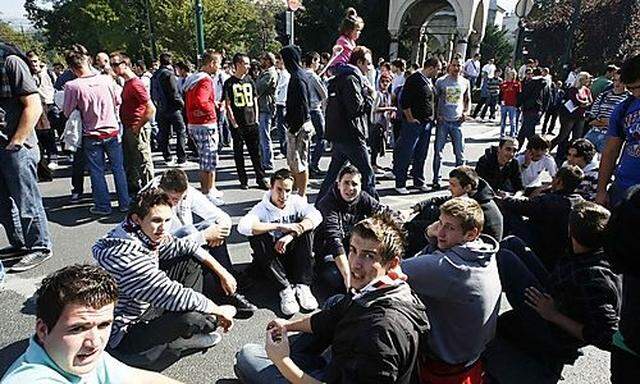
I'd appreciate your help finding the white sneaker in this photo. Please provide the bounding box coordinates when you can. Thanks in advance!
[279,286,299,316]
[47,161,62,170]
[294,284,318,311]
[395,187,410,195]
[206,194,226,206]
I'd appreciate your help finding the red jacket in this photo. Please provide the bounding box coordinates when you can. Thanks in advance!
[500,80,521,107]
[184,73,217,125]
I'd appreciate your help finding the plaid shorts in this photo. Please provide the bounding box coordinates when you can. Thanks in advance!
[189,124,218,171]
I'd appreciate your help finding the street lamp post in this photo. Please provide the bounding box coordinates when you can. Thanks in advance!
[195,0,205,63]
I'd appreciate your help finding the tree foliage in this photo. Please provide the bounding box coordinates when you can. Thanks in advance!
[0,20,44,54]
[526,0,639,74]
[479,24,513,69]
[25,0,284,64]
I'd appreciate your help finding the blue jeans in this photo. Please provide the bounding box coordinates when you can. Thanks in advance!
[157,109,187,162]
[84,136,131,213]
[500,106,518,137]
[235,334,328,384]
[0,145,51,251]
[309,109,326,169]
[318,141,378,200]
[393,120,432,188]
[275,105,287,156]
[258,111,274,169]
[216,106,230,148]
[432,120,465,183]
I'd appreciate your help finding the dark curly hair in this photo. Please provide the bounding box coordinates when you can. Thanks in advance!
[129,188,172,219]
[36,264,119,330]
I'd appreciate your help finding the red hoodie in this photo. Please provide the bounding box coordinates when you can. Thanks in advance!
[184,72,217,125]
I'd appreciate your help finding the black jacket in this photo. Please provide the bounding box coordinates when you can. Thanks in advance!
[548,248,621,359]
[499,190,583,268]
[281,45,311,133]
[325,64,372,145]
[315,185,382,258]
[518,76,550,113]
[310,282,429,384]
[475,146,524,193]
[151,66,184,113]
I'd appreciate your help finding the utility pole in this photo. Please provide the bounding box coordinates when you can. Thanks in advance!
[195,0,205,63]
[144,0,157,60]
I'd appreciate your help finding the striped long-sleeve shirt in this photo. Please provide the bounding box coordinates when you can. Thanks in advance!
[92,223,215,348]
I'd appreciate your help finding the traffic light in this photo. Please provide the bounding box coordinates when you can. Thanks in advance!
[275,12,289,46]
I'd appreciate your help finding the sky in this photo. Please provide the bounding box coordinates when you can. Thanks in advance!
[1,0,518,21]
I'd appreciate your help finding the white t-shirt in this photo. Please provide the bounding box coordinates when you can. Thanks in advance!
[482,63,496,79]
[516,153,558,188]
[464,59,481,78]
[392,73,405,95]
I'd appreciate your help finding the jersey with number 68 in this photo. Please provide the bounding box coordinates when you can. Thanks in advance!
[223,75,258,128]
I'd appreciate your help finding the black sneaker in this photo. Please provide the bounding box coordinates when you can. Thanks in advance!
[431,182,442,191]
[169,331,222,356]
[217,293,257,319]
[0,246,29,259]
[240,183,249,190]
[9,251,52,272]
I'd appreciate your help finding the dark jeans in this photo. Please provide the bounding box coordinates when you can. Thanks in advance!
[0,145,52,251]
[517,111,541,149]
[496,236,578,370]
[217,107,230,148]
[392,120,432,188]
[157,109,187,162]
[236,333,328,384]
[110,251,228,371]
[318,141,378,200]
[275,105,287,156]
[248,232,314,290]
[551,115,586,166]
[480,95,498,119]
[315,254,348,297]
[309,109,326,170]
[230,126,266,186]
[71,147,86,195]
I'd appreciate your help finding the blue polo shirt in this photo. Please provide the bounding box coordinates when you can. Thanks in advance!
[607,96,640,190]
[1,336,129,383]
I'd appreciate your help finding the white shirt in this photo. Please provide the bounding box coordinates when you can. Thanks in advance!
[516,153,558,188]
[211,71,230,103]
[464,59,481,78]
[237,192,322,238]
[482,63,496,79]
[275,69,290,106]
[391,73,405,95]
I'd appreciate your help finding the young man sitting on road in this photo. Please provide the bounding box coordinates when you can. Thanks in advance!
[493,201,621,381]
[401,197,501,383]
[92,189,237,371]
[564,138,599,201]
[498,165,584,269]
[475,136,524,193]
[406,166,503,257]
[1,264,182,383]
[235,213,429,384]
[314,165,392,295]
[516,134,557,194]
[150,168,256,314]
[237,168,323,316]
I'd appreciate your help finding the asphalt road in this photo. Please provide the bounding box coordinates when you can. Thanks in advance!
[0,120,611,383]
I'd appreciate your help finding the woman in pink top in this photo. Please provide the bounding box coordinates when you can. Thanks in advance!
[330,8,365,70]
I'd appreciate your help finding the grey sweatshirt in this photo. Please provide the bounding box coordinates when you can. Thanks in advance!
[402,234,501,365]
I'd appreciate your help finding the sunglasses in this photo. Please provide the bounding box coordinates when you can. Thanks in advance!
[110,61,123,67]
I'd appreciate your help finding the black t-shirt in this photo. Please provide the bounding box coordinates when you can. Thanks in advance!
[0,55,39,147]
[400,71,435,124]
[223,75,258,129]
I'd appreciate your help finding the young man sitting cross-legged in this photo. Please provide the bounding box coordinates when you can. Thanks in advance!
[1,264,182,383]
[237,168,323,316]
[92,189,237,371]
[150,168,256,314]
[492,201,621,381]
[234,213,429,384]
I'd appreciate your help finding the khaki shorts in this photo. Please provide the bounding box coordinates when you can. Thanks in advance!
[286,121,315,174]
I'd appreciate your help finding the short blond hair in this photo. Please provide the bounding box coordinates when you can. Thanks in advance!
[440,197,484,233]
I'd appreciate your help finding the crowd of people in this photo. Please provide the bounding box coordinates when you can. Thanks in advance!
[1,6,640,384]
